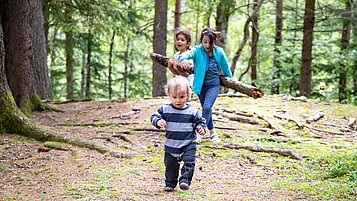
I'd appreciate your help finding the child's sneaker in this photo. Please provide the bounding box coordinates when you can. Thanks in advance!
[196,134,202,144]
[210,130,221,143]
[179,182,189,190]
[164,186,174,191]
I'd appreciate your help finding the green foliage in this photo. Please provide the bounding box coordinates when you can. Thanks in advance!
[311,151,357,182]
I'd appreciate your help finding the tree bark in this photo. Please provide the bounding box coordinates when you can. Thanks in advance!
[216,0,233,51]
[4,0,53,107]
[65,6,74,100]
[299,0,315,98]
[85,33,92,98]
[124,37,131,98]
[272,0,283,94]
[150,52,264,98]
[250,0,259,85]
[152,0,168,97]
[108,30,115,100]
[338,0,352,103]
[174,0,181,30]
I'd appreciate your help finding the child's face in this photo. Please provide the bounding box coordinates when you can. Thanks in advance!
[168,89,189,108]
[202,35,214,54]
[175,34,190,53]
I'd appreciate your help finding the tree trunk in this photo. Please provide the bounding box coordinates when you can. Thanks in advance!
[231,0,264,76]
[338,0,352,103]
[152,0,168,97]
[216,0,232,51]
[65,7,74,100]
[272,0,283,94]
[0,8,130,158]
[174,0,181,30]
[4,0,53,107]
[353,10,357,105]
[150,52,264,98]
[251,0,259,86]
[124,37,131,98]
[108,30,115,100]
[299,0,315,98]
[85,33,92,98]
[81,53,86,99]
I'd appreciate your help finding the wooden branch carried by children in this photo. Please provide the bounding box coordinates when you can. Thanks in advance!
[150,52,265,99]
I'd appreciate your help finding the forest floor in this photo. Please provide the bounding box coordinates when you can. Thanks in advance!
[1,94,357,200]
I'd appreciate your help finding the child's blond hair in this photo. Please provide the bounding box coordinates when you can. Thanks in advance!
[167,76,191,96]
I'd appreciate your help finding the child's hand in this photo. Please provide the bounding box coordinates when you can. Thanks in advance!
[196,126,205,135]
[181,60,191,70]
[157,119,167,129]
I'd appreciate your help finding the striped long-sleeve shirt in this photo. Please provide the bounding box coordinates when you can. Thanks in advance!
[151,103,206,156]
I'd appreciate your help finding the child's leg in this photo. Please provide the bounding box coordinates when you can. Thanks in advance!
[198,85,220,130]
[164,152,180,188]
[179,148,196,186]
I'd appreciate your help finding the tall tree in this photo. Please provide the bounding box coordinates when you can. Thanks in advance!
[108,30,115,100]
[65,6,74,100]
[272,0,283,94]
[3,0,52,107]
[299,0,315,98]
[174,0,182,30]
[85,33,92,98]
[353,7,357,105]
[216,0,234,51]
[250,0,259,85]
[152,0,168,97]
[338,0,353,103]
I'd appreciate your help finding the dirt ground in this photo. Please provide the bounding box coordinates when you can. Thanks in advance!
[2,95,353,200]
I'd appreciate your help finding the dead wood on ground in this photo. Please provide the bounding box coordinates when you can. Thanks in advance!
[213,111,261,125]
[131,127,165,132]
[58,122,138,127]
[306,112,325,123]
[201,143,302,160]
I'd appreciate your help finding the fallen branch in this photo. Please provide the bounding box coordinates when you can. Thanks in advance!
[306,112,324,123]
[58,122,138,127]
[218,108,253,117]
[132,127,166,132]
[150,52,264,99]
[201,143,303,160]
[223,144,303,160]
[274,114,347,136]
[213,111,261,125]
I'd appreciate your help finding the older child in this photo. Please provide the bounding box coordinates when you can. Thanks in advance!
[151,76,206,191]
[168,30,194,87]
[178,28,232,143]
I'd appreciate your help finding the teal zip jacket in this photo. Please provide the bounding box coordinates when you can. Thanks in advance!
[178,44,232,95]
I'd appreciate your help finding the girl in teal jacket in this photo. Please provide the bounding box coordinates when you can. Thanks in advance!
[178,28,232,143]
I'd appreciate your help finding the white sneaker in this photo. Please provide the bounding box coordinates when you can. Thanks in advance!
[196,134,203,144]
[211,135,221,143]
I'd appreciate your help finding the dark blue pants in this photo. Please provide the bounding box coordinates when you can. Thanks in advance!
[164,147,196,188]
[198,84,220,130]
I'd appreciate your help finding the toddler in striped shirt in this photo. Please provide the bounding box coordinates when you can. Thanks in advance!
[151,76,206,191]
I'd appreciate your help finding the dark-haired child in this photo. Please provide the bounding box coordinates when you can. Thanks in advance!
[178,28,232,143]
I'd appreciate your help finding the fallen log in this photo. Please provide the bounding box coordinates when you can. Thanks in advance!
[150,52,264,99]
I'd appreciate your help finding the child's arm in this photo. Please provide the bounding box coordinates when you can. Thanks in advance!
[168,59,189,77]
[193,110,207,135]
[150,107,167,129]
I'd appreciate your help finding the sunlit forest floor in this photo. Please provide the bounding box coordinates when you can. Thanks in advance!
[1,94,356,200]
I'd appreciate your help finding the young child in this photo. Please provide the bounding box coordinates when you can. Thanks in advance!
[150,76,206,191]
[178,28,232,143]
[168,30,194,87]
